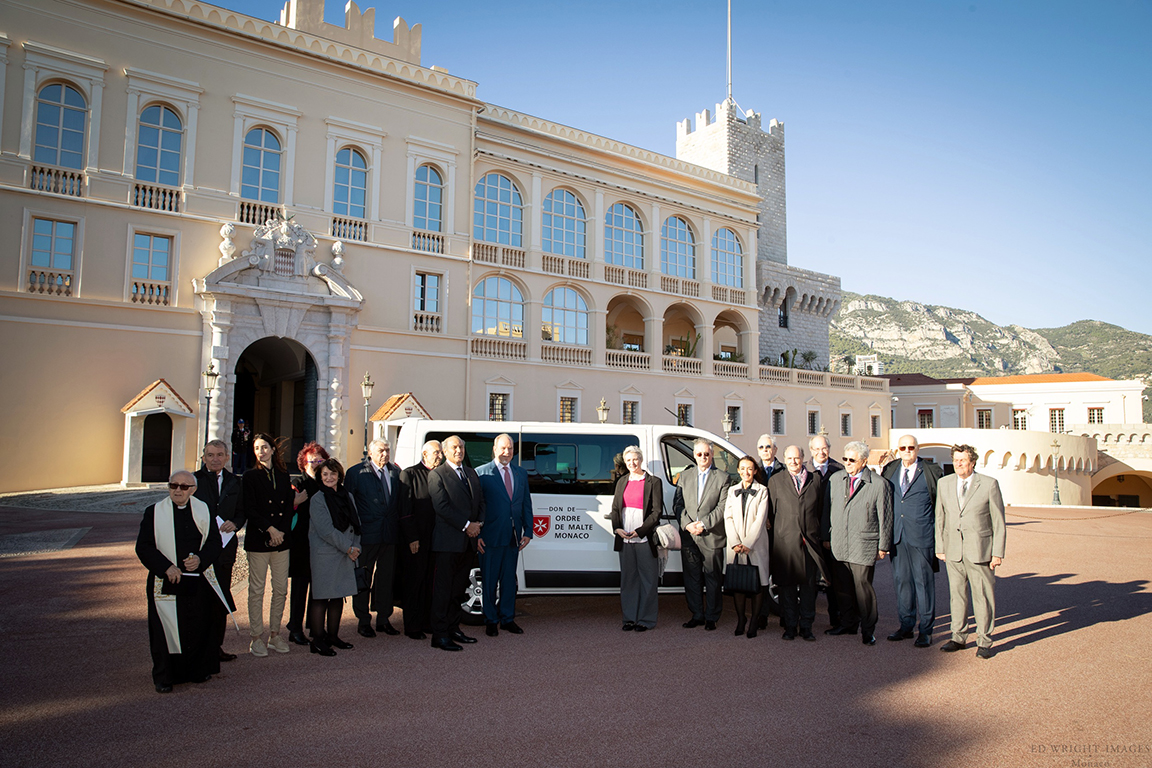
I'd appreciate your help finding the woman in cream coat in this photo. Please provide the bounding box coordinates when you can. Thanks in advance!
[723,456,772,638]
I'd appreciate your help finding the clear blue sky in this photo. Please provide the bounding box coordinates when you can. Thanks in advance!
[227,0,1151,335]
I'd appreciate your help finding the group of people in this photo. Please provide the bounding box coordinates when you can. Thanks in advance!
[136,431,537,691]
[614,433,1006,662]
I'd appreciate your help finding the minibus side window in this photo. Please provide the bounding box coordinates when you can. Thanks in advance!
[522,432,639,496]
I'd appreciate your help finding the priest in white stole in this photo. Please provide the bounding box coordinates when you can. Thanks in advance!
[136,471,228,693]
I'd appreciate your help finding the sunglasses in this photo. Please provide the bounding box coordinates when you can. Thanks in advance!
[842,457,863,464]
[897,445,918,452]
[168,483,194,491]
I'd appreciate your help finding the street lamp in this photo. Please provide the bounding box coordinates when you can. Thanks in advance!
[721,410,734,440]
[596,397,610,424]
[201,362,219,453]
[360,371,374,460]
[1050,438,1062,506]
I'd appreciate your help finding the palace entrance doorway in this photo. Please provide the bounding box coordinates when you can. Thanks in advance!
[234,337,318,464]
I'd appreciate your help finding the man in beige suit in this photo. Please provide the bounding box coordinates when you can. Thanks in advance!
[935,444,1006,659]
[674,439,732,630]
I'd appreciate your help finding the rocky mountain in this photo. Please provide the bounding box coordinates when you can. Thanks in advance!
[830,292,1152,420]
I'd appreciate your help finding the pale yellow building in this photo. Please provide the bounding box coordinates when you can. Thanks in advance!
[0,0,885,493]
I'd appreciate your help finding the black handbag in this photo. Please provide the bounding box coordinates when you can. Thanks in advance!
[354,565,370,593]
[723,554,760,596]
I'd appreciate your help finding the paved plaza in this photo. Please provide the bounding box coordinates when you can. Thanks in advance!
[0,493,1149,768]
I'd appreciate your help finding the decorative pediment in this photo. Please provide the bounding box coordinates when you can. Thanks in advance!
[618,385,644,396]
[371,392,432,422]
[555,380,583,390]
[838,400,852,408]
[121,379,195,417]
[805,396,821,406]
[674,387,695,398]
[485,375,517,386]
[770,395,788,404]
[724,391,744,401]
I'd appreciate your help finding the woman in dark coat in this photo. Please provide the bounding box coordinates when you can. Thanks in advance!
[286,442,329,645]
[243,433,295,657]
[610,445,664,631]
[308,458,362,656]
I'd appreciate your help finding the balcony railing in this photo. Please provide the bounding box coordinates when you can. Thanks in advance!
[830,374,858,389]
[661,275,700,297]
[412,311,442,334]
[714,361,749,379]
[473,243,525,268]
[860,377,887,391]
[27,269,73,296]
[542,343,592,366]
[606,349,650,371]
[543,254,591,279]
[796,370,827,386]
[662,355,702,376]
[130,280,171,306]
[30,165,84,197]
[331,216,367,242]
[711,285,747,305]
[471,336,527,360]
[239,201,279,225]
[131,182,181,212]
[759,366,793,384]
[605,265,647,289]
[412,230,444,253]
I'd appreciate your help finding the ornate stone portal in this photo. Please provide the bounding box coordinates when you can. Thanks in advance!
[193,217,363,462]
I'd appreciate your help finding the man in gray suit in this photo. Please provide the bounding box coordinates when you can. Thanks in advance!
[825,440,893,646]
[674,439,732,630]
[936,444,1006,659]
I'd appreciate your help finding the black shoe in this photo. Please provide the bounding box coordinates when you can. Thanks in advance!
[288,630,310,646]
[450,630,478,644]
[801,630,816,642]
[310,641,337,657]
[682,618,704,628]
[940,640,966,653]
[757,615,769,630]
[155,683,173,694]
[357,624,376,638]
[431,637,462,652]
[825,625,858,636]
[500,621,524,634]
[976,646,994,659]
[746,626,758,639]
[406,631,427,640]
[633,625,648,632]
[377,621,400,636]
[887,628,914,642]
[734,620,747,637]
[218,649,237,662]
[622,622,636,631]
[704,620,717,631]
[914,633,932,648]
[329,637,354,650]
[486,623,499,637]
[862,633,876,646]
[782,629,797,640]
[192,674,211,684]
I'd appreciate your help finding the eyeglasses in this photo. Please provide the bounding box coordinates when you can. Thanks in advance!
[842,457,863,464]
[306,457,325,465]
[897,445,918,452]
[757,445,772,450]
[168,483,194,491]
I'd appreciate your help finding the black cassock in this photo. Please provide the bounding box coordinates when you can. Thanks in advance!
[136,503,223,687]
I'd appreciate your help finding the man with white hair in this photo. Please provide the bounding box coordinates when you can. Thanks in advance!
[825,441,893,646]
[346,438,402,637]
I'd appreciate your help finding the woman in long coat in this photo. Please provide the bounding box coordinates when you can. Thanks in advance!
[609,445,664,632]
[723,456,772,638]
[308,458,362,656]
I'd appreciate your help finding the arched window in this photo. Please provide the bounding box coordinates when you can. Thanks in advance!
[414,164,443,232]
[241,127,282,203]
[542,189,586,258]
[333,147,367,219]
[34,83,87,169]
[604,202,643,269]
[472,276,524,338]
[473,173,523,246]
[661,216,696,278]
[135,104,183,187]
[711,227,744,288]
[542,287,589,345]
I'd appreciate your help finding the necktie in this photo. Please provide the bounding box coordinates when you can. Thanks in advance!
[697,470,707,504]
[794,474,802,493]
[502,464,513,500]
[377,466,391,504]
[960,479,969,505]
[849,475,858,496]
[217,472,223,497]
[457,466,471,496]
[901,467,910,494]
[764,463,773,481]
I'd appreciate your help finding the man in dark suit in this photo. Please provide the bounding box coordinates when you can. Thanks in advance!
[427,435,485,651]
[345,438,402,638]
[808,434,847,631]
[193,439,244,662]
[825,441,893,646]
[475,434,533,636]
[398,440,443,640]
[936,444,1006,659]
[754,433,786,487]
[674,439,732,630]
[767,445,827,640]
[881,435,942,647]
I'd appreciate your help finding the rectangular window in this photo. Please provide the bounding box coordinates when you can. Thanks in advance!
[129,232,173,305]
[870,414,881,439]
[560,396,577,423]
[778,305,789,328]
[677,403,692,427]
[488,393,508,421]
[414,272,440,312]
[27,217,76,296]
[1049,408,1065,433]
[726,405,741,435]
[977,409,992,429]
[840,413,852,437]
[622,400,639,425]
[917,409,934,429]
[807,411,819,436]
[1013,409,1027,430]
[1087,407,1104,425]
[622,333,643,352]
[772,408,785,435]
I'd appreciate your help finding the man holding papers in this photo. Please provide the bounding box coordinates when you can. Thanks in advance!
[194,440,244,661]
